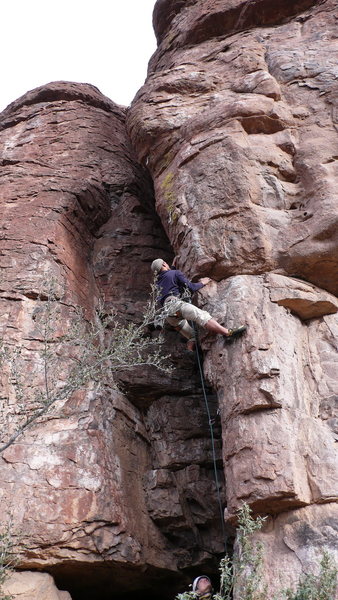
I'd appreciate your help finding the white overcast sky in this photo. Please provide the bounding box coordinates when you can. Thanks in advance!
[0,0,157,113]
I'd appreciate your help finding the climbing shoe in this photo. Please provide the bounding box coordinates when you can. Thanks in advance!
[224,325,247,344]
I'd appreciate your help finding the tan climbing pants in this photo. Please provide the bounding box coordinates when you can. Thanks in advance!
[164,296,212,340]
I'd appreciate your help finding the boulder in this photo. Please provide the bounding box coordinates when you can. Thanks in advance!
[2,571,72,600]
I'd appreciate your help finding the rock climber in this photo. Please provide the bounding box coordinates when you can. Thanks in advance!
[192,575,213,599]
[150,258,246,351]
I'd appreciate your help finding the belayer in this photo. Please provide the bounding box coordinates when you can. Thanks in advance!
[192,575,213,599]
[151,258,246,351]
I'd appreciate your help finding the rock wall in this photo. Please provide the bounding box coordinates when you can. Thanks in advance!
[127,0,338,596]
[129,0,338,294]
[0,0,337,598]
[0,82,224,600]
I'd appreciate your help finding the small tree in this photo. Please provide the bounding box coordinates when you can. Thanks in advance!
[0,279,172,453]
[216,503,267,600]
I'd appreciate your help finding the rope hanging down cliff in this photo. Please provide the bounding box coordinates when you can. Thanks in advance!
[150,258,247,552]
[192,320,228,552]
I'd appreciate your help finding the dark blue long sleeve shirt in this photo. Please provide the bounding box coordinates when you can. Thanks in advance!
[156,268,203,305]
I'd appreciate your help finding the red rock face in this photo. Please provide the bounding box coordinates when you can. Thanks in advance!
[130,0,338,295]
[1,0,338,597]
[0,82,225,600]
[3,571,72,600]
[128,0,338,595]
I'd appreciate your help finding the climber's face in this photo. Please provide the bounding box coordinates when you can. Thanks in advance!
[196,577,212,594]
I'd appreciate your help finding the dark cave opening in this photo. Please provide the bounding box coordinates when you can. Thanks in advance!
[48,561,220,600]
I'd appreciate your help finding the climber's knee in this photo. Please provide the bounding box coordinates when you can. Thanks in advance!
[175,319,194,340]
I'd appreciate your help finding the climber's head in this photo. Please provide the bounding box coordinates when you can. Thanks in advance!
[192,575,213,595]
[151,259,170,275]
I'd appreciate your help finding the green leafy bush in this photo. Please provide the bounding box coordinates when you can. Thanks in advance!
[0,279,171,453]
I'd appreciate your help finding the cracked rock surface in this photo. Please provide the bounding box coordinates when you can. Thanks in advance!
[0,82,224,600]
[128,0,338,295]
[128,0,338,595]
[0,0,338,597]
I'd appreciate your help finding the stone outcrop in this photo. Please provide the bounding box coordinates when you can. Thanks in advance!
[252,503,338,597]
[200,275,338,518]
[3,572,72,600]
[0,82,224,600]
[127,0,338,595]
[0,0,338,598]
[129,0,338,296]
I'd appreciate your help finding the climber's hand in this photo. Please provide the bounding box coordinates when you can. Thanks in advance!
[171,255,179,268]
[199,277,212,285]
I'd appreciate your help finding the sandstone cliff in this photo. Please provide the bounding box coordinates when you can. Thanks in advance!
[0,0,337,599]
[0,81,224,599]
[128,0,338,595]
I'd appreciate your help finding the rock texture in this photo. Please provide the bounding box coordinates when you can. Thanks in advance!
[127,0,338,595]
[0,82,224,600]
[3,572,72,600]
[201,275,338,517]
[253,503,338,597]
[129,0,338,296]
[0,0,337,598]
